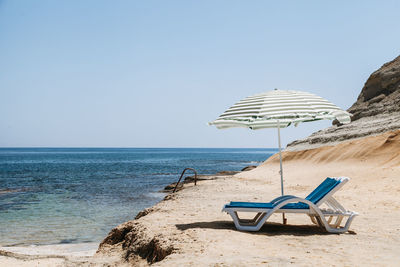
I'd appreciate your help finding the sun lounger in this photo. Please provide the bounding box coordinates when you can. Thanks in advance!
[222,177,358,233]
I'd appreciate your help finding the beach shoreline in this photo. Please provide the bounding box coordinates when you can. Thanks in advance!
[0,242,99,267]
[1,131,400,266]
[0,172,246,266]
[0,242,98,257]
[95,130,400,266]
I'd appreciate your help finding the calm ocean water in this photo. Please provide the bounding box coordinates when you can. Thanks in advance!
[0,148,276,246]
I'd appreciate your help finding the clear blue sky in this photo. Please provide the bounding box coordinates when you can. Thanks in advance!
[1,0,399,148]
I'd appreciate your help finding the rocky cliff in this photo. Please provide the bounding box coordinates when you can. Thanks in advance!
[287,55,400,151]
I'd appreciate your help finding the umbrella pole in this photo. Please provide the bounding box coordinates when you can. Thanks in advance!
[277,124,287,225]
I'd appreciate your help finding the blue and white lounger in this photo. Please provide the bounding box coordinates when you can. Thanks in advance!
[223,177,358,233]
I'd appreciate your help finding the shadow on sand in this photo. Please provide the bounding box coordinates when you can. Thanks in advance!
[175,221,356,236]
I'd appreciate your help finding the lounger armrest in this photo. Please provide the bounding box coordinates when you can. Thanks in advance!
[272,196,303,207]
[270,195,297,204]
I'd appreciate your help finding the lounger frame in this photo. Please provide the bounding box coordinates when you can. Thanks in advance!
[223,177,358,233]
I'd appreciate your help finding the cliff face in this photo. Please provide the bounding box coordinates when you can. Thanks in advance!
[287,55,400,151]
[348,55,400,121]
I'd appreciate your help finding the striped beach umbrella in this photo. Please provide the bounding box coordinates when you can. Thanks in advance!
[209,89,351,222]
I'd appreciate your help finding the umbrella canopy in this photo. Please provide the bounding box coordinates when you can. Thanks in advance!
[209,89,352,224]
[210,89,351,130]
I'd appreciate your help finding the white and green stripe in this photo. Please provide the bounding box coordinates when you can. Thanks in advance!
[209,89,351,130]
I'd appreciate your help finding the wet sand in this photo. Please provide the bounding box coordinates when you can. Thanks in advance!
[0,243,99,266]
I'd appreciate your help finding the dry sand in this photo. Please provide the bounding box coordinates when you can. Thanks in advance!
[97,130,400,266]
[2,130,400,266]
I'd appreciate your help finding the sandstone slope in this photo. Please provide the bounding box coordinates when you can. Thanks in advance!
[287,55,400,151]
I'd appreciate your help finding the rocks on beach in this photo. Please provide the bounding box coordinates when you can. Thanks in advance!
[160,169,249,193]
[287,55,400,151]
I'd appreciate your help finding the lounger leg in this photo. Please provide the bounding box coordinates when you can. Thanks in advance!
[226,210,273,231]
[230,211,267,227]
[233,211,263,225]
[309,215,319,225]
[332,215,344,228]
[338,214,356,232]
[251,212,263,224]
[318,214,357,233]
[315,216,324,228]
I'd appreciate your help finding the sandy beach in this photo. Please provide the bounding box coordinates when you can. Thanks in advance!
[93,130,400,266]
[1,130,399,266]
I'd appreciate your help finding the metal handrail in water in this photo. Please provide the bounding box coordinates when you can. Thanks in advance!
[173,168,197,193]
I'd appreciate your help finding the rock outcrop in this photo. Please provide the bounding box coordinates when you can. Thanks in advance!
[97,217,174,266]
[287,55,400,151]
[347,55,400,121]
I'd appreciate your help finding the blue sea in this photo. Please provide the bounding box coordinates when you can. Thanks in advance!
[0,148,276,246]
